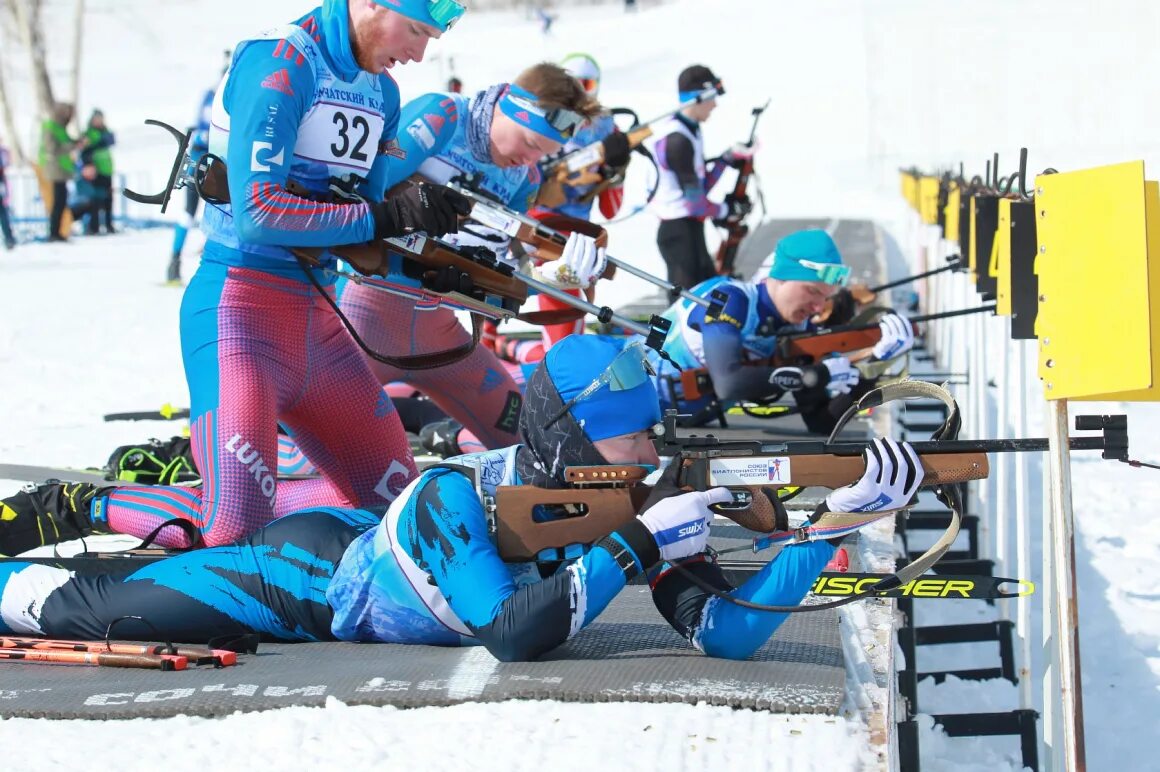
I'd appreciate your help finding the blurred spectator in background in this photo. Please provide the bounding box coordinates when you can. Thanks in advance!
[447,76,463,94]
[83,109,116,234]
[40,102,81,242]
[168,79,217,284]
[0,136,15,250]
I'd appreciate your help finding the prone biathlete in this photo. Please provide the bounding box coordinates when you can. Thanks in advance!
[647,229,915,433]
[0,0,473,552]
[333,62,608,455]
[0,335,922,662]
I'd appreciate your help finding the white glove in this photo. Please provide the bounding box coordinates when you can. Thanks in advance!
[826,438,923,513]
[638,486,733,563]
[547,231,606,288]
[822,356,860,397]
[872,312,915,361]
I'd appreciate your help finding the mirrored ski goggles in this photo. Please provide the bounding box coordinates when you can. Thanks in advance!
[500,84,585,143]
[576,77,599,95]
[798,259,851,287]
[545,342,657,429]
[427,0,466,30]
[679,80,724,105]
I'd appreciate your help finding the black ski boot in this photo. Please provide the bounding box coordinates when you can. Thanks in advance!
[419,419,465,459]
[0,481,109,556]
[105,436,199,485]
[165,253,182,284]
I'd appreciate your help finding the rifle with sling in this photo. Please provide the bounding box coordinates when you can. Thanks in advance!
[536,86,725,209]
[714,99,770,277]
[773,303,996,367]
[175,154,675,362]
[453,185,731,315]
[489,381,1128,612]
[812,254,965,324]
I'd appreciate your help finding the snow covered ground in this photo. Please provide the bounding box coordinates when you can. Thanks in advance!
[3,0,1160,769]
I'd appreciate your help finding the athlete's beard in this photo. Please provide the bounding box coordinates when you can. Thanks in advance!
[349,17,381,73]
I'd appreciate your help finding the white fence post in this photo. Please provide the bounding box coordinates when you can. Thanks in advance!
[1042,396,1086,771]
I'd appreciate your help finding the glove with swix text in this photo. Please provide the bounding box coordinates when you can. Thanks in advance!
[611,456,733,568]
[825,438,924,514]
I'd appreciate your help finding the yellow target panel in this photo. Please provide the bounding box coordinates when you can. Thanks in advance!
[945,184,962,245]
[1036,161,1155,400]
[900,172,919,210]
[919,177,941,225]
[1082,179,1160,401]
[995,198,1013,316]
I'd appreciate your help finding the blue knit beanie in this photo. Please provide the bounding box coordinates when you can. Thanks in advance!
[543,335,661,442]
[768,229,845,283]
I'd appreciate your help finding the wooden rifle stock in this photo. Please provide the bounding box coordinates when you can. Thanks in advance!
[191,160,531,308]
[492,451,988,561]
[774,317,921,366]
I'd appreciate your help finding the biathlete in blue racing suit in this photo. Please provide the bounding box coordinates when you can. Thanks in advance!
[0,334,923,662]
[647,229,915,433]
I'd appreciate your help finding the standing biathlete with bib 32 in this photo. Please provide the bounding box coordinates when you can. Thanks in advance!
[335,62,608,454]
[0,0,475,554]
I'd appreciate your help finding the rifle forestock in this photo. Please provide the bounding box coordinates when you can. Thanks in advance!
[491,450,988,561]
[700,451,989,489]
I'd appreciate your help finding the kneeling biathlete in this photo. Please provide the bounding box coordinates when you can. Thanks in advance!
[0,336,921,662]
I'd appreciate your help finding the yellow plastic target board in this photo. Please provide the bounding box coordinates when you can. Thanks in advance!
[1036,161,1159,400]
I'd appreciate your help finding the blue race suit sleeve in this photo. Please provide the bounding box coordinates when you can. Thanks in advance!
[222,39,377,247]
[386,92,460,185]
[703,155,729,194]
[695,541,835,659]
[647,541,835,660]
[408,470,631,662]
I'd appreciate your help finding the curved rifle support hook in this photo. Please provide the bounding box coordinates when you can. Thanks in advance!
[122,119,192,214]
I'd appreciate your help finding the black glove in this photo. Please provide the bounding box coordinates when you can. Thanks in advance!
[371,182,473,239]
[422,265,475,295]
[600,131,631,168]
[824,288,858,325]
[712,193,751,227]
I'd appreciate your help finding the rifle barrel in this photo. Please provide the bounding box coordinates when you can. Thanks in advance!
[606,256,710,308]
[516,271,649,336]
[753,437,1110,457]
[792,303,997,339]
[868,261,961,293]
[455,187,702,309]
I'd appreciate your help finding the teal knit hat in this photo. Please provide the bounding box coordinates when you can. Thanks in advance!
[767,229,850,285]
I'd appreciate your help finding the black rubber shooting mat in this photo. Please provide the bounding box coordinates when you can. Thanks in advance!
[0,566,844,720]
